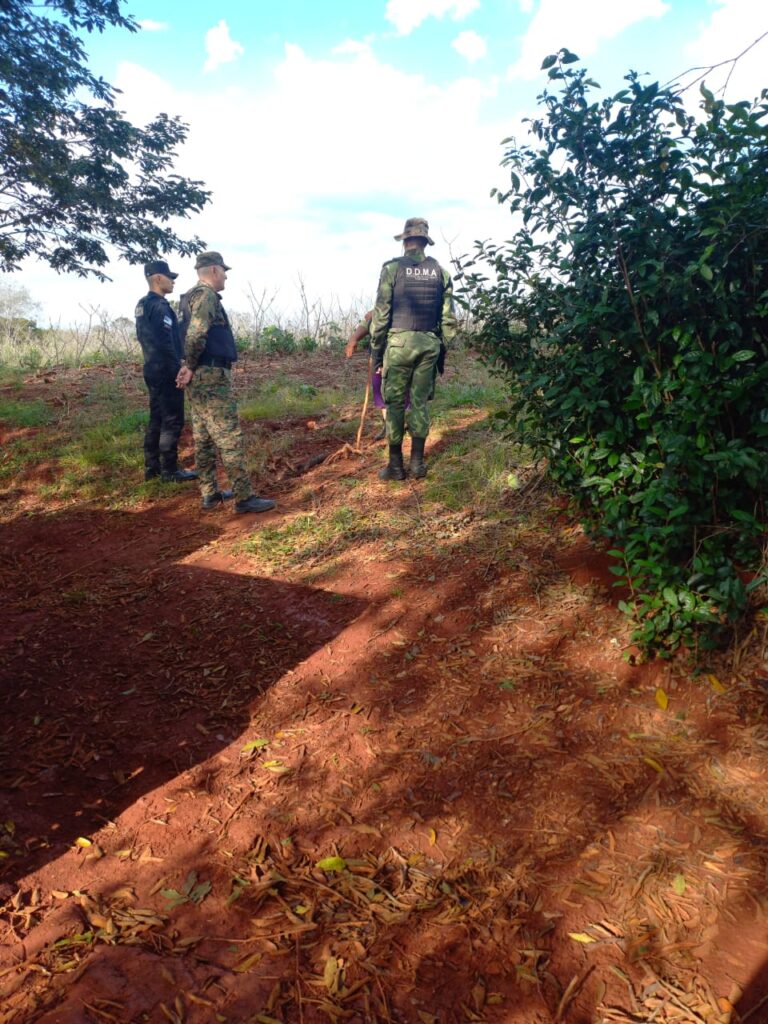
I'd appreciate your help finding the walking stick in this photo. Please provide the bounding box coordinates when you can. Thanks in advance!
[324,354,373,465]
[355,354,373,451]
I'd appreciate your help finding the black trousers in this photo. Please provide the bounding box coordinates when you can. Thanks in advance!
[143,370,185,473]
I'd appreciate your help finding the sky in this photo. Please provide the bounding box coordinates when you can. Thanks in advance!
[14,0,768,326]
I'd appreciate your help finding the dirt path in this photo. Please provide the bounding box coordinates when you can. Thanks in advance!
[2,358,768,1024]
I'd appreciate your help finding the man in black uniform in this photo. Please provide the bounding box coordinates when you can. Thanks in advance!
[134,259,198,483]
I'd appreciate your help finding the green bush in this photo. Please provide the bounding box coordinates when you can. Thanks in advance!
[460,50,768,656]
[257,326,297,355]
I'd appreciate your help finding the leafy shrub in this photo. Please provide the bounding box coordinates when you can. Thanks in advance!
[258,326,297,355]
[459,50,768,656]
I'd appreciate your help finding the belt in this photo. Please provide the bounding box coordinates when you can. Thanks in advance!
[197,355,233,369]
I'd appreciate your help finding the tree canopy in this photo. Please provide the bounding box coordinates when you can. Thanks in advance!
[460,50,768,655]
[0,0,210,278]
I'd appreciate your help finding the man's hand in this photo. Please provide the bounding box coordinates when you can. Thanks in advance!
[176,366,193,389]
[345,339,357,359]
[437,342,447,376]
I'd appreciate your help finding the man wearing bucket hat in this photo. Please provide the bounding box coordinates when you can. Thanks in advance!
[369,217,457,480]
[135,259,198,483]
[175,251,275,514]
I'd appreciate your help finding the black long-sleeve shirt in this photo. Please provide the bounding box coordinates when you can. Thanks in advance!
[134,292,183,377]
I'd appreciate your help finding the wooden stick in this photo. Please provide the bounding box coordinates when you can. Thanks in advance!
[355,355,373,451]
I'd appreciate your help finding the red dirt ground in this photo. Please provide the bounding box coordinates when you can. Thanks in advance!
[2,356,768,1024]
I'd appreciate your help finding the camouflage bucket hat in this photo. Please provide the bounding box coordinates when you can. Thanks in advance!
[394,217,435,245]
[195,250,232,271]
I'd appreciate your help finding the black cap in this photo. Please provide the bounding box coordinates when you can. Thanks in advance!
[144,259,178,280]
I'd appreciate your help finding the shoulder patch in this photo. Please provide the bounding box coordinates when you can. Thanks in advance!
[134,302,144,318]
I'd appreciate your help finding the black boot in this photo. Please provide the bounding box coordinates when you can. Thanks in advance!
[201,490,233,510]
[379,444,406,481]
[410,436,427,479]
[161,468,199,483]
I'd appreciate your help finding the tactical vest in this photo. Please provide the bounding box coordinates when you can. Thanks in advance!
[181,286,238,362]
[389,256,444,333]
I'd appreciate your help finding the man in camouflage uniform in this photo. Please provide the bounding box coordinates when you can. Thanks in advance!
[370,217,457,480]
[134,259,198,483]
[175,252,275,514]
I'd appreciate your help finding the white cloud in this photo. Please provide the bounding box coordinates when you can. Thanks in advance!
[509,0,669,79]
[518,0,535,12]
[22,46,516,324]
[385,0,480,37]
[682,0,767,104]
[452,30,487,63]
[333,38,372,56]
[203,20,245,74]
[138,19,169,32]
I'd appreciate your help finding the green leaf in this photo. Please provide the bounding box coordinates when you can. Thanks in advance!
[672,874,686,896]
[731,350,755,362]
[189,881,212,904]
[540,54,558,70]
[241,738,269,753]
[316,856,347,873]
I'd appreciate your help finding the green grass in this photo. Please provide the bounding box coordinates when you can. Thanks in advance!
[431,352,507,416]
[241,505,381,571]
[0,397,52,427]
[0,365,26,388]
[424,422,530,512]
[240,378,346,421]
[0,434,57,482]
[432,377,506,414]
[56,409,148,498]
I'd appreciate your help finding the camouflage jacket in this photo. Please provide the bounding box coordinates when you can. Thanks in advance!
[183,283,231,371]
[369,249,457,360]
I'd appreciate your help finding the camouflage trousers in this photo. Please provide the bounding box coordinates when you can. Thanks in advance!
[187,367,252,501]
[382,330,441,445]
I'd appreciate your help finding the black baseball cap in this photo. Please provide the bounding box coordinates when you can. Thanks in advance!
[144,259,178,279]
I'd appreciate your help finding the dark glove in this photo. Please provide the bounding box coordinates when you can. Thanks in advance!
[437,342,447,376]
[373,347,385,371]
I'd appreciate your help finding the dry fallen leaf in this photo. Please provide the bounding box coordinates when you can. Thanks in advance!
[568,932,596,944]
[655,688,669,710]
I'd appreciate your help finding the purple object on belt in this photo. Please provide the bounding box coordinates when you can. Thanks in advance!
[372,368,410,410]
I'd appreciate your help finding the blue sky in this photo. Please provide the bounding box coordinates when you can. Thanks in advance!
[20,0,768,325]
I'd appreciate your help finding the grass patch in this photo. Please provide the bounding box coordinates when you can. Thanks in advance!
[0,398,52,427]
[0,434,58,482]
[0,365,26,388]
[240,378,346,421]
[56,409,148,498]
[432,377,506,414]
[241,505,381,571]
[424,421,531,512]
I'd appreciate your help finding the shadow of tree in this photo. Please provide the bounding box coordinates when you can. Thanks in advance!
[0,503,367,891]
[2,420,767,1024]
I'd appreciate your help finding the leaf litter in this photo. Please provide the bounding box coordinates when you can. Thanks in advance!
[2,353,768,1022]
